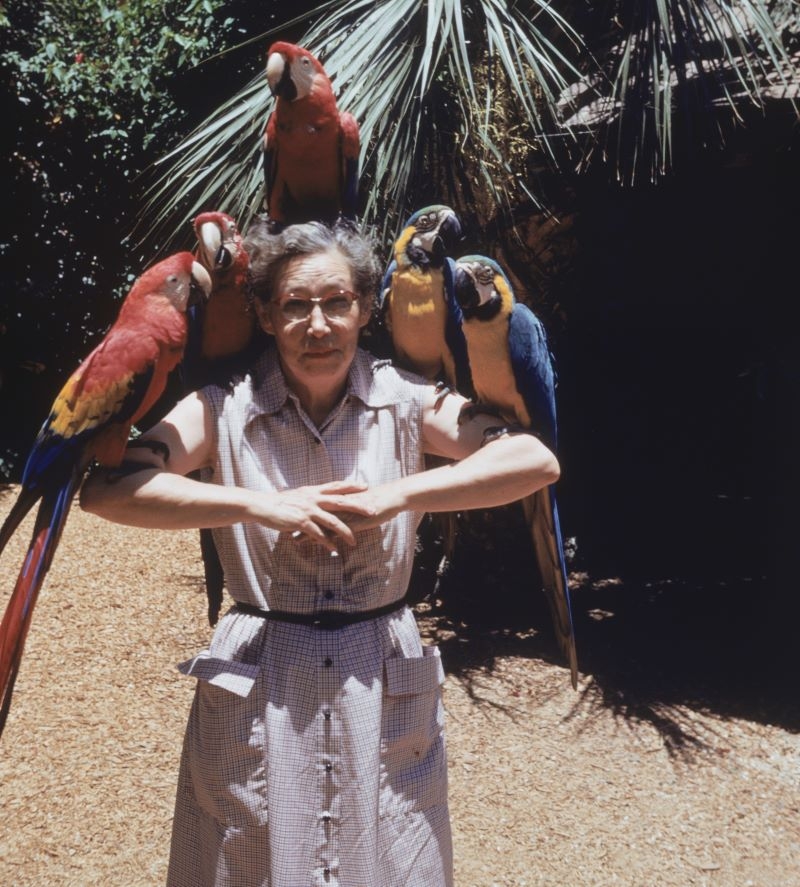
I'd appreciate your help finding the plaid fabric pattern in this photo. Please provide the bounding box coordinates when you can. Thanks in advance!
[167,348,453,887]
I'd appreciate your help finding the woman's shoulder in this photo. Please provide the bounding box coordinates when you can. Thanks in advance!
[353,348,433,406]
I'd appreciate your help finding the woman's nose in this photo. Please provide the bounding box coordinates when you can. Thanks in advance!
[306,303,330,335]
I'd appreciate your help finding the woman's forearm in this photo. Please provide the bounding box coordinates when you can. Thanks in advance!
[345,432,560,530]
[80,468,258,530]
[403,433,558,513]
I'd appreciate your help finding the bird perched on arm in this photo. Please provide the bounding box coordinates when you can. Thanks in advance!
[453,254,578,689]
[0,253,211,737]
[379,205,471,396]
[263,41,360,227]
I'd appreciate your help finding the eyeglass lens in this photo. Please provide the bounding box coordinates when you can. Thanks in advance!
[279,291,357,321]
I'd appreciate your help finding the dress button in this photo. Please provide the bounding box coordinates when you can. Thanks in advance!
[323,867,331,877]
[323,710,331,720]
[325,762,333,772]
[324,657,333,667]
[324,590,334,600]
[322,812,331,823]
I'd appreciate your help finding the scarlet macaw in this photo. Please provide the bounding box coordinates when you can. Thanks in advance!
[182,211,259,626]
[0,253,211,736]
[182,210,259,391]
[453,254,578,689]
[379,205,471,396]
[263,42,360,226]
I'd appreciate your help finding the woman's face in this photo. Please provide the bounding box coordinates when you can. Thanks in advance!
[255,247,371,398]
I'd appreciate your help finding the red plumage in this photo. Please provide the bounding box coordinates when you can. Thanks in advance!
[192,211,253,362]
[0,252,211,738]
[263,41,360,225]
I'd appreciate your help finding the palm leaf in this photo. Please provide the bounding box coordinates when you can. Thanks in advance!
[133,0,585,251]
[560,1,797,184]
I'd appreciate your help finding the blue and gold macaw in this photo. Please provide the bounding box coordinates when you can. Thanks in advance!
[378,205,472,566]
[379,205,471,397]
[453,254,578,689]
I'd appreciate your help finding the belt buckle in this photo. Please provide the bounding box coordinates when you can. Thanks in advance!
[311,611,345,630]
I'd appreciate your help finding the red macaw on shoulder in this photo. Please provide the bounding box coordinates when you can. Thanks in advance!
[181,210,259,627]
[0,252,211,737]
[263,41,360,227]
[182,211,260,392]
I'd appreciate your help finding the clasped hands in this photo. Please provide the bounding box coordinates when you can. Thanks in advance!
[262,481,399,554]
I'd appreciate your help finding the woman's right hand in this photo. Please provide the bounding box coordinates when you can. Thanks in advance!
[253,481,376,553]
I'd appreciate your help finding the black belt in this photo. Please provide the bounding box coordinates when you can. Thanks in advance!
[232,596,408,630]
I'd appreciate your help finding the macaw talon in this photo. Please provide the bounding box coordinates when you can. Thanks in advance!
[432,382,453,410]
[126,438,171,461]
[457,401,503,426]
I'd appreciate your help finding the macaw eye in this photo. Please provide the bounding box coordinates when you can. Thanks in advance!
[416,215,433,231]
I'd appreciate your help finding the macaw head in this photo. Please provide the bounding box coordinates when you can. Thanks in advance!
[397,205,463,269]
[130,252,212,315]
[266,41,329,101]
[453,255,514,320]
[193,211,247,276]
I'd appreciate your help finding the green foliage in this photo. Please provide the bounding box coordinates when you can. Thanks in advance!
[132,0,798,252]
[2,0,233,157]
[0,0,236,479]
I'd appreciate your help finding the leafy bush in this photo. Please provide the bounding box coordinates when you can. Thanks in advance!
[0,0,235,479]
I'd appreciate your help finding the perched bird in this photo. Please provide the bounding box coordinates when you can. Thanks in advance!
[182,210,258,391]
[182,210,257,626]
[263,41,360,226]
[378,205,471,573]
[0,253,212,737]
[453,254,578,689]
[379,205,471,396]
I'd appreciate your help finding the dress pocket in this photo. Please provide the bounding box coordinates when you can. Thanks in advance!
[380,645,447,816]
[179,650,269,828]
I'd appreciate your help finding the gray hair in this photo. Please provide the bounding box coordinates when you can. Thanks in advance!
[244,217,383,307]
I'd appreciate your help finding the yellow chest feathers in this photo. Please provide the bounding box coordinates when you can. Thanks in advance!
[462,318,531,427]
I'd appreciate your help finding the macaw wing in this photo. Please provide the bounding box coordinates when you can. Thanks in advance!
[442,257,472,397]
[27,327,165,490]
[339,111,360,220]
[523,487,577,689]
[508,303,558,451]
[263,113,279,213]
[378,259,397,317]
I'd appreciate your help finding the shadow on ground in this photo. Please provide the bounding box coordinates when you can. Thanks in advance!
[408,505,800,755]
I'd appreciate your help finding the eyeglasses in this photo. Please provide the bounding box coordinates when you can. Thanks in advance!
[273,290,359,322]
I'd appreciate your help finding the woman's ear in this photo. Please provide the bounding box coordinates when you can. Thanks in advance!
[254,299,275,335]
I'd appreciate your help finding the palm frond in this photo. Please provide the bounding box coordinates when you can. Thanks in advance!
[559,1,797,183]
[134,0,585,251]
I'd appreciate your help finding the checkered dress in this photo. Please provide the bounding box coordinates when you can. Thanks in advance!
[166,347,453,887]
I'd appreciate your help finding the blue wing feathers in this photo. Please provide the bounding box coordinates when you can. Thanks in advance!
[508,304,558,451]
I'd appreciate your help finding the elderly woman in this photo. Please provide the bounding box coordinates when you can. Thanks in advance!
[80,219,560,887]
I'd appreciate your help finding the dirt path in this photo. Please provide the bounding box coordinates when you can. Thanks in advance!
[0,489,797,886]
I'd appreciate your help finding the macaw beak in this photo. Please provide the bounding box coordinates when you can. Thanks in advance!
[453,266,479,313]
[436,211,463,255]
[266,51,295,100]
[189,262,212,306]
[198,221,233,272]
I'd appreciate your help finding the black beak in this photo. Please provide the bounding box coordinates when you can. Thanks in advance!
[272,62,296,100]
[453,266,478,313]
